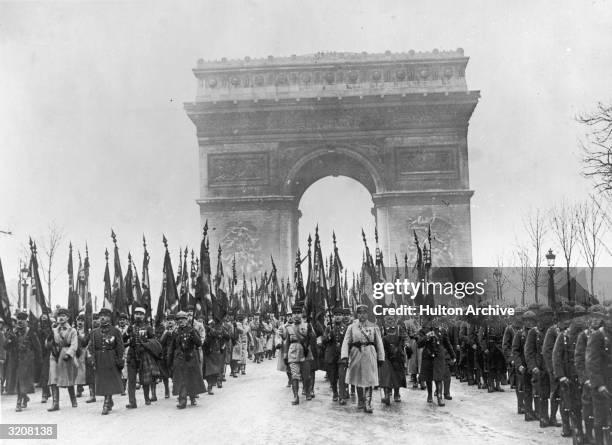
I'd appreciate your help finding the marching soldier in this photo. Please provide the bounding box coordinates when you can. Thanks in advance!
[341,304,385,413]
[231,313,247,376]
[5,311,41,412]
[47,307,79,411]
[512,310,537,421]
[88,308,125,415]
[586,306,612,444]
[479,314,506,393]
[157,314,176,399]
[417,318,455,407]
[125,306,162,408]
[203,318,228,394]
[284,302,316,405]
[168,311,206,409]
[322,307,349,404]
[502,309,524,403]
[37,310,53,403]
[543,308,566,428]
[379,315,407,405]
[277,311,293,387]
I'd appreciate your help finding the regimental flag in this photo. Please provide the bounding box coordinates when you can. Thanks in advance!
[141,236,151,320]
[81,245,92,332]
[241,273,250,315]
[124,253,134,315]
[28,239,48,328]
[393,254,402,307]
[294,249,306,307]
[195,222,212,320]
[269,256,280,317]
[156,235,179,325]
[359,233,376,316]
[213,244,228,322]
[103,249,113,309]
[307,226,327,329]
[67,243,78,325]
[329,232,343,312]
[111,230,127,319]
[189,250,197,308]
[413,230,425,307]
[374,225,386,281]
[179,247,189,311]
[0,257,12,328]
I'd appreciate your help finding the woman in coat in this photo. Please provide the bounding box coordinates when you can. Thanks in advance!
[168,311,206,409]
[88,308,125,415]
[5,311,41,412]
[417,318,456,406]
[340,304,385,413]
[47,307,79,411]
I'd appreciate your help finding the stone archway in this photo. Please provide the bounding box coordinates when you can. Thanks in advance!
[185,50,479,277]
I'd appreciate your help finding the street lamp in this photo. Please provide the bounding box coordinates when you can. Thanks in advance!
[546,249,556,308]
[493,268,501,300]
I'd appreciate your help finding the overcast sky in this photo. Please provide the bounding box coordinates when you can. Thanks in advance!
[2,0,612,308]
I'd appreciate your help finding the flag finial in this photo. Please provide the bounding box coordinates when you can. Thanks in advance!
[111,229,117,245]
[105,249,109,261]
[162,234,168,249]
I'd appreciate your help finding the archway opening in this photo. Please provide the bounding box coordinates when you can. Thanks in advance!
[298,176,375,275]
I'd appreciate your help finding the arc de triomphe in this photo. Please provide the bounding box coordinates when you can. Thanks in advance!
[184,50,479,277]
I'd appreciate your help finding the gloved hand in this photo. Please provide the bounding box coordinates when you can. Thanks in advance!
[559,376,569,384]
[532,367,540,375]
[518,365,525,373]
[63,353,72,361]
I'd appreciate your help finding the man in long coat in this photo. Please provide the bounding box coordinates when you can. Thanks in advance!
[417,318,455,407]
[37,310,53,402]
[47,307,79,411]
[5,311,41,412]
[340,304,385,413]
[231,313,247,376]
[203,318,228,394]
[283,302,315,405]
[379,315,407,405]
[168,311,205,408]
[88,308,124,415]
[323,307,349,404]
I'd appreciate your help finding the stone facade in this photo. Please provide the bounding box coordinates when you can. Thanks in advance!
[184,50,479,277]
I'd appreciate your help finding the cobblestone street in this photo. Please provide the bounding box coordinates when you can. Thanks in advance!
[1,359,566,445]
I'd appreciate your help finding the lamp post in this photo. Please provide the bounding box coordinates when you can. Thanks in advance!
[546,249,556,309]
[493,268,501,300]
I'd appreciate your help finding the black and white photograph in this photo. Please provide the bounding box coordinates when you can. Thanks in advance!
[2,1,612,444]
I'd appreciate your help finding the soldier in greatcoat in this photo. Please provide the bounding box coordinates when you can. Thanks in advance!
[37,310,53,403]
[5,311,41,412]
[88,307,124,415]
[341,304,385,413]
[168,311,206,408]
[284,302,316,405]
[46,307,79,411]
[203,318,228,394]
[158,314,176,399]
[417,318,455,407]
[379,315,407,405]
[322,307,349,404]
[586,306,612,445]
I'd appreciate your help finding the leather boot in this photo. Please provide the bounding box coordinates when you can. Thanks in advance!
[517,391,524,414]
[164,380,170,399]
[77,385,83,397]
[15,394,22,412]
[291,380,299,405]
[150,384,158,402]
[549,398,562,427]
[411,374,418,389]
[121,379,126,396]
[177,397,187,409]
[67,386,78,407]
[190,396,197,406]
[21,394,29,408]
[381,387,391,405]
[561,409,572,437]
[47,385,60,411]
[594,427,604,445]
[41,385,49,403]
[86,385,96,403]
[604,426,611,445]
[585,418,595,444]
[539,397,551,428]
[364,387,373,413]
[357,387,365,409]
[143,384,151,405]
[436,381,445,406]
[102,396,111,415]
[393,387,401,402]
[533,395,541,420]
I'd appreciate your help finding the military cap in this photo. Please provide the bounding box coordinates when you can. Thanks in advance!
[528,303,541,312]
[176,311,188,320]
[291,303,304,314]
[342,308,352,316]
[76,313,85,321]
[98,307,112,317]
[166,313,176,321]
[16,310,28,320]
[56,307,70,317]
[118,312,129,320]
[522,310,537,320]
[573,305,587,316]
[539,306,554,315]
[332,307,344,315]
[133,306,146,315]
[355,304,369,314]
[236,313,245,320]
[589,304,606,316]
[514,307,527,315]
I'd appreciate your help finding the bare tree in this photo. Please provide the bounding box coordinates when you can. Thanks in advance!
[579,102,612,193]
[514,243,531,307]
[523,209,547,303]
[494,255,509,301]
[38,222,66,307]
[550,202,579,304]
[577,197,608,302]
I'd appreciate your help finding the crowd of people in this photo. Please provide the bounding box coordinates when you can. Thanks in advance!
[2,300,612,445]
